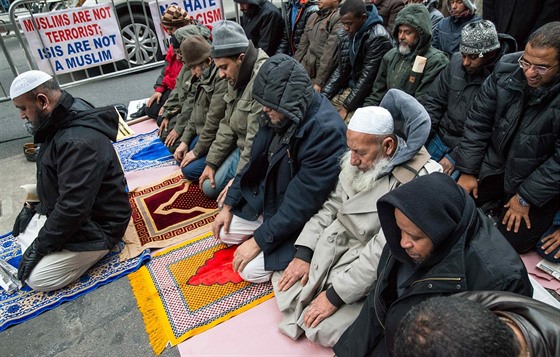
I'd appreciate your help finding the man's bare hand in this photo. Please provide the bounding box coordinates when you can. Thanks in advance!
[164,129,179,147]
[457,173,479,198]
[439,157,455,176]
[212,204,232,241]
[157,118,169,136]
[199,165,216,190]
[180,150,196,168]
[232,238,261,273]
[277,258,310,291]
[541,228,560,259]
[174,142,188,162]
[303,291,338,328]
[502,195,531,233]
[147,91,162,107]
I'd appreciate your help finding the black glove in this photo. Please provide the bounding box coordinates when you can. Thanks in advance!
[17,240,45,284]
[12,203,36,237]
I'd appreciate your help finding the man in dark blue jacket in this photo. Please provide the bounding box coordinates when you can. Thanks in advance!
[212,54,347,283]
[10,71,131,291]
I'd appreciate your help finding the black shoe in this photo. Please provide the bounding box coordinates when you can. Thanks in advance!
[129,104,146,120]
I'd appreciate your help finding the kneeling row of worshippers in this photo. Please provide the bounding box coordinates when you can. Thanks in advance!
[8,54,558,356]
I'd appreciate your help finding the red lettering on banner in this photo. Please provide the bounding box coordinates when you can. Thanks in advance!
[72,10,92,24]
[194,8,221,25]
[92,6,111,20]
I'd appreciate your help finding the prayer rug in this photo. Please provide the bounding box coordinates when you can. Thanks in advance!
[113,129,177,173]
[0,232,149,332]
[129,232,274,355]
[119,174,219,261]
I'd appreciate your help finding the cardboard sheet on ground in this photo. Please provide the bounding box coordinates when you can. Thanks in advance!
[178,297,333,356]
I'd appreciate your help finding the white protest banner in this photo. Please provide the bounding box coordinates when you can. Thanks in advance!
[149,0,224,55]
[19,4,126,75]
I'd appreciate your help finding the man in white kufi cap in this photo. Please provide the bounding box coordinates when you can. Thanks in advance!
[9,70,131,292]
[273,88,442,347]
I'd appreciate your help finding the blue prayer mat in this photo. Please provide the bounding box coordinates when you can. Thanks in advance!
[0,232,150,332]
[113,129,177,173]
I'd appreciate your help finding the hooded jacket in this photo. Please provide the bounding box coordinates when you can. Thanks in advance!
[452,52,560,207]
[432,0,481,57]
[205,43,268,172]
[425,0,443,32]
[294,6,342,88]
[277,0,319,56]
[234,0,283,55]
[334,172,532,357]
[458,291,560,357]
[423,33,517,154]
[224,55,347,271]
[33,92,131,254]
[364,3,449,106]
[322,9,393,112]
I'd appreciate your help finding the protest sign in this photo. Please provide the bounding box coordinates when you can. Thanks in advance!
[19,4,126,74]
[149,0,224,55]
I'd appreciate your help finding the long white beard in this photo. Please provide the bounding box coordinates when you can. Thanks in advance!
[339,151,391,193]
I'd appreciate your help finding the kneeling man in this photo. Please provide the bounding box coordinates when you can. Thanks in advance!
[10,71,131,291]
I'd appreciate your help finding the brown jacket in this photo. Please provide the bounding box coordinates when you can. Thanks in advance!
[294,8,342,88]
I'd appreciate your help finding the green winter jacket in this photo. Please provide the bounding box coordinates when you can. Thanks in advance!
[364,4,448,106]
[205,43,268,172]
[180,63,228,158]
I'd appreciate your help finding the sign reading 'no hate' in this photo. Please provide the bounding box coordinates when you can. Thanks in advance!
[19,4,126,75]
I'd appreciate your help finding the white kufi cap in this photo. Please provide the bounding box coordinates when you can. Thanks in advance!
[10,70,53,99]
[348,106,394,135]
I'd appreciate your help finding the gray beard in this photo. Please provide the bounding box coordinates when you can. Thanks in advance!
[339,151,391,193]
[398,43,412,55]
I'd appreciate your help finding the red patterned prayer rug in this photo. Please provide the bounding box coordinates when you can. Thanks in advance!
[120,174,219,260]
[129,232,274,355]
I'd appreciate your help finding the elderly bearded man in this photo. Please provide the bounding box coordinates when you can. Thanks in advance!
[272,88,441,347]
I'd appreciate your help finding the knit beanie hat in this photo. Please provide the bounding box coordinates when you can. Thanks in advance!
[460,20,500,56]
[181,35,211,67]
[211,20,249,58]
[161,5,190,28]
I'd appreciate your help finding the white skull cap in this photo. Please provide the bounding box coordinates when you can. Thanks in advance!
[10,70,53,99]
[348,106,394,135]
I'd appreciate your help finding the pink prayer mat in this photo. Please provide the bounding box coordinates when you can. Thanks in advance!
[178,297,333,356]
[521,251,560,294]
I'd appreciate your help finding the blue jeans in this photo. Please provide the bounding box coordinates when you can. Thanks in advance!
[202,148,240,199]
[426,134,460,181]
[180,136,207,182]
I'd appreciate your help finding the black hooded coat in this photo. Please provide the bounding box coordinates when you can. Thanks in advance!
[223,55,347,271]
[333,172,532,357]
[33,92,131,254]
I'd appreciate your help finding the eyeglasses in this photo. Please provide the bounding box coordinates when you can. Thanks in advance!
[518,55,559,75]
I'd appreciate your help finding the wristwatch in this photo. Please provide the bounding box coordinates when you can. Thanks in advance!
[516,194,530,207]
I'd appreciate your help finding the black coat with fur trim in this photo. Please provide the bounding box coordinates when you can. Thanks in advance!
[33,92,131,254]
[223,55,347,271]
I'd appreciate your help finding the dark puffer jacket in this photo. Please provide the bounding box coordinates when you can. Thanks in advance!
[224,55,347,271]
[322,9,393,112]
[33,92,131,254]
[423,33,517,153]
[276,0,318,56]
[452,52,560,207]
[333,173,532,357]
[364,3,448,106]
[234,0,283,55]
